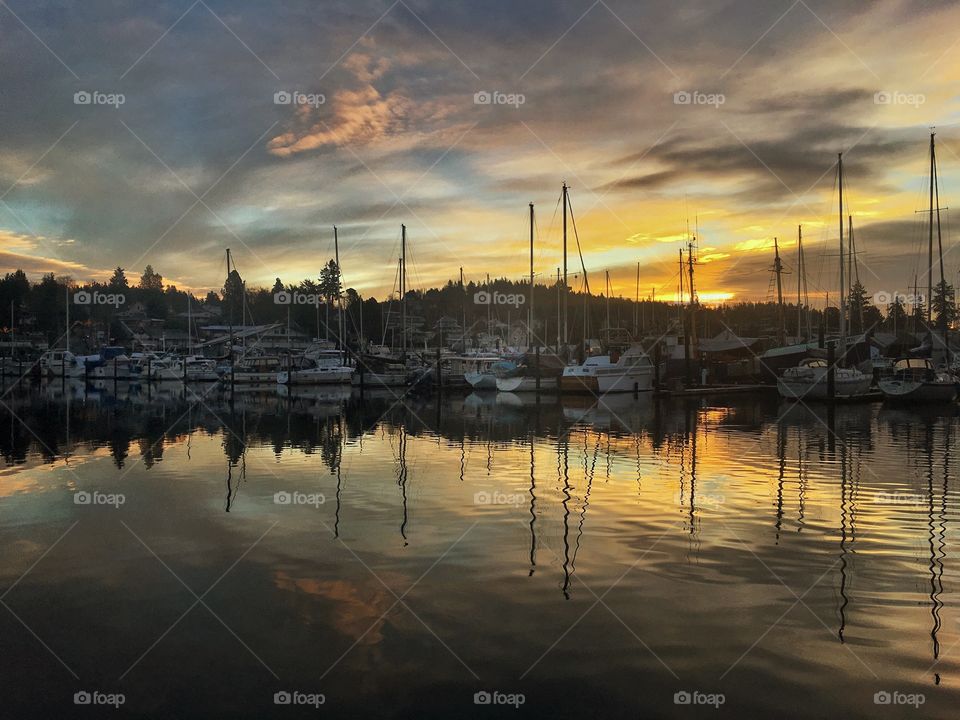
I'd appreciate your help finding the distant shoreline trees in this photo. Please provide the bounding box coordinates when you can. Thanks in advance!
[1,264,955,351]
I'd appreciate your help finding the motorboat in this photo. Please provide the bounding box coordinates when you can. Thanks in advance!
[278,351,352,385]
[39,350,86,378]
[559,345,655,394]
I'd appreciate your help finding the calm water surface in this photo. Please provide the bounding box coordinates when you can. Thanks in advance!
[1,381,958,718]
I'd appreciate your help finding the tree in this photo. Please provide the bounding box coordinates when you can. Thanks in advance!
[847,281,869,334]
[108,267,128,290]
[222,269,245,325]
[886,297,907,332]
[139,265,163,291]
[319,260,342,302]
[932,279,957,328]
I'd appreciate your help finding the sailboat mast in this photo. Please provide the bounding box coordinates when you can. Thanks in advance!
[605,270,611,331]
[774,237,784,345]
[226,248,234,366]
[529,202,535,350]
[556,267,561,351]
[401,224,406,359]
[838,153,846,365]
[796,225,803,340]
[562,182,569,348]
[635,262,640,336]
[460,266,466,352]
[678,249,684,326]
[929,132,935,325]
[687,241,697,351]
[334,225,344,363]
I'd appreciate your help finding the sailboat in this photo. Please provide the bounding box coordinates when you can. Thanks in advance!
[495,202,564,392]
[778,153,872,400]
[353,225,428,388]
[880,132,958,403]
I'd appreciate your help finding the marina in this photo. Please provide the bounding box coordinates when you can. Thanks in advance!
[5,1,960,716]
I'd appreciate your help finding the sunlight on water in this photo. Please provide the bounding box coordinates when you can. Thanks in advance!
[1,383,957,717]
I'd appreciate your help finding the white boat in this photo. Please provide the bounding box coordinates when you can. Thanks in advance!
[228,356,283,383]
[133,353,183,381]
[278,352,352,385]
[495,375,557,392]
[560,345,654,394]
[463,355,511,390]
[39,350,86,378]
[879,358,958,403]
[777,358,872,400]
[179,356,220,382]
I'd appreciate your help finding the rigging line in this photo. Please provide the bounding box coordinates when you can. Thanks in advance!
[566,193,590,294]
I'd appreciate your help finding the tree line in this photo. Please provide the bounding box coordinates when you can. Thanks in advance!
[0,262,955,350]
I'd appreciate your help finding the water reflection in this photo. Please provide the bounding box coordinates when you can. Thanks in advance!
[2,382,959,717]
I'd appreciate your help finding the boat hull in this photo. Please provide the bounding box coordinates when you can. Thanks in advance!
[278,368,352,385]
[464,372,497,390]
[878,379,958,403]
[352,371,409,388]
[777,373,872,400]
[559,374,599,393]
[596,368,653,393]
[495,376,557,392]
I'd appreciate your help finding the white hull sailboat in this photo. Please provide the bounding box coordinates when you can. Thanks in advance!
[777,152,871,401]
[879,359,957,403]
[777,359,872,400]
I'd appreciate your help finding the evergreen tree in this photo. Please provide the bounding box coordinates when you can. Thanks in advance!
[886,296,907,332]
[139,265,163,291]
[847,281,869,334]
[932,279,956,327]
[108,267,128,289]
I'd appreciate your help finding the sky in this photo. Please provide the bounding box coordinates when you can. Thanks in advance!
[2,0,960,306]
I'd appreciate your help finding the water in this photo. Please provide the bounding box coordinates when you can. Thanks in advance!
[1,381,958,718]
